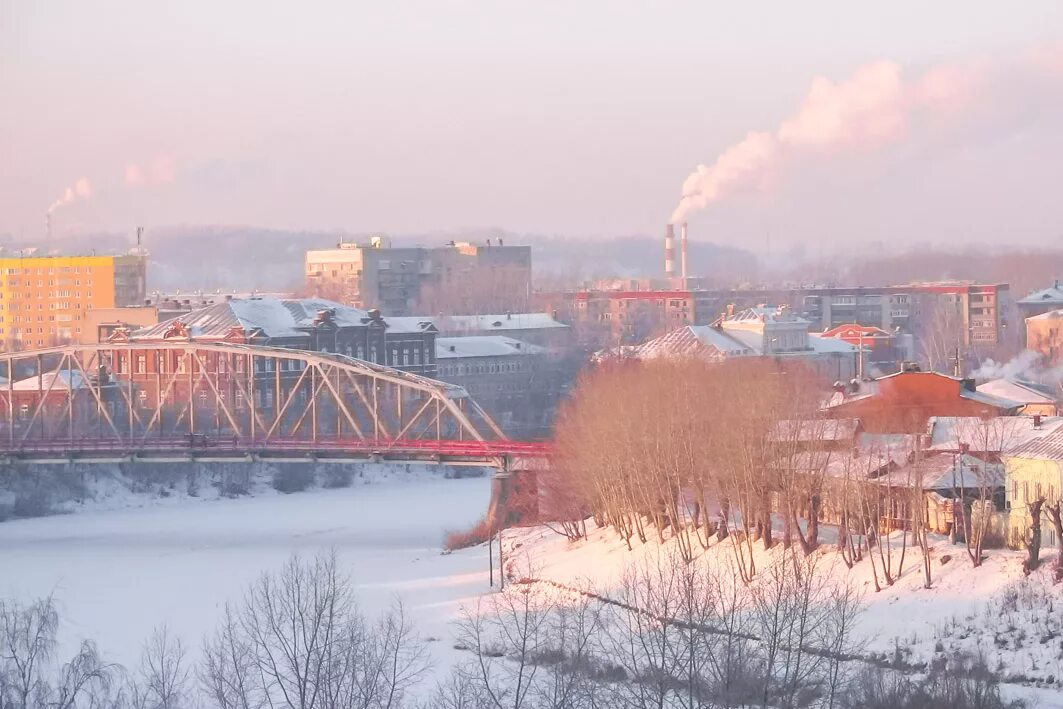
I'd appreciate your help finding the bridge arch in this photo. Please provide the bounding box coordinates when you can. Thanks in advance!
[0,342,506,453]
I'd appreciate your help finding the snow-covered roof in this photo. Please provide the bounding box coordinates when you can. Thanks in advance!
[1006,423,1063,462]
[381,317,438,334]
[12,370,90,391]
[875,452,1004,491]
[436,335,544,359]
[1018,283,1063,306]
[928,415,1063,452]
[433,313,568,333]
[770,418,860,443]
[808,334,859,354]
[630,325,755,360]
[131,297,375,340]
[726,306,810,325]
[1026,308,1063,322]
[976,378,1058,406]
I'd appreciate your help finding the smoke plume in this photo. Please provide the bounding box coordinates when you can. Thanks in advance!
[124,156,176,187]
[47,177,92,215]
[670,59,983,223]
[972,349,1063,390]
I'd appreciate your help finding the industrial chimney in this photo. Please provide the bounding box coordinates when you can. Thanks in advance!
[664,224,675,278]
[680,222,689,282]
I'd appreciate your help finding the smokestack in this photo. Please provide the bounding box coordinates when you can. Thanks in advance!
[680,222,688,282]
[664,224,675,278]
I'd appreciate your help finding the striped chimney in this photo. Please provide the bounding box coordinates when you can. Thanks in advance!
[664,224,675,277]
[680,222,688,281]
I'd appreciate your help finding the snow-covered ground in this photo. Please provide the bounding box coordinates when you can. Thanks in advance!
[5,473,1063,706]
[501,521,1063,706]
[0,469,496,677]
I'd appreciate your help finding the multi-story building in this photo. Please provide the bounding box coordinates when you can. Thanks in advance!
[0,253,146,350]
[434,335,556,437]
[536,282,1014,353]
[304,240,531,316]
[625,306,859,383]
[110,296,439,377]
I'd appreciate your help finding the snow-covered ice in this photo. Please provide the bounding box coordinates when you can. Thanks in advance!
[0,472,494,673]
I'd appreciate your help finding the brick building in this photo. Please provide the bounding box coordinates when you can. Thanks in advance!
[112,297,438,377]
[827,369,1020,433]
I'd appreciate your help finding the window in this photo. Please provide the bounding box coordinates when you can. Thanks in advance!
[135,354,146,374]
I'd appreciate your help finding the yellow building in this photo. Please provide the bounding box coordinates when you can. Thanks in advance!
[1004,420,1063,548]
[0,253,146,350]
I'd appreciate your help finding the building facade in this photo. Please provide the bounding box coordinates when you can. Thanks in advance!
[112,297,438,377]
[0,253,147,350]
[435,335,556,438]
[624,306,859,383]
[1026,309,1063,368]
[536,281,1014,356]
[305,240,532,316]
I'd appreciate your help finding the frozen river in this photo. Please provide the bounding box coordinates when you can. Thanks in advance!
[0,474,493,670]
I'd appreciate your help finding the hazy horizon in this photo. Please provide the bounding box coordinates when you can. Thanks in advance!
[3,1,1063,252]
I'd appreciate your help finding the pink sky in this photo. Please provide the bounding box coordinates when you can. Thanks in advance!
[3,1,1063,252]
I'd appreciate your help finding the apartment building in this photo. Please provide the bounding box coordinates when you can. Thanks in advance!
[304,240,531,316]
[0,253,146,350]
[536,282,1013,351]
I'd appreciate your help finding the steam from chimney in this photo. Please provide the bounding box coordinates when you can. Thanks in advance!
[670,59,983,224]
[664,223,675,277]
[47,177,92,215]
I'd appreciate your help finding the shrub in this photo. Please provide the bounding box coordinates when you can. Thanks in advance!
[13,488,53,518]
[443,517,493,551]
[272,466,315,494]
[322,466,354,489]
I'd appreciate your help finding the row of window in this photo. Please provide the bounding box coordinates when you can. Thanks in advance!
[4,267,95,275]
[439,361,528,376]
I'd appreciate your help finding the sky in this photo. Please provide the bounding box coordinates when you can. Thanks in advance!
[2,1,1063,253]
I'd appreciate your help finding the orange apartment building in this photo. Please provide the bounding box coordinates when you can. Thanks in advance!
[0,253,146,350]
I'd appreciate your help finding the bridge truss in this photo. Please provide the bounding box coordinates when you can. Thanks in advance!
[0,342,531,461]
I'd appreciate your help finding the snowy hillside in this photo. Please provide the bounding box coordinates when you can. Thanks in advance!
[500,520,1063,705]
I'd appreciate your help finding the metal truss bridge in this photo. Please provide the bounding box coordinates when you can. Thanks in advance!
[0,343,550,468]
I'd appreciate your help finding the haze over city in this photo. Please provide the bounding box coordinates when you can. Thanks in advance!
[8,5,1063,708]
[4,1,1063,251]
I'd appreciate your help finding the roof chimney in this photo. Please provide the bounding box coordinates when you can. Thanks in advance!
[680,222,688,282]
[664,224,675,278]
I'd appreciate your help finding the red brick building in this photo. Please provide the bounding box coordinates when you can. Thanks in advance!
[827,369,1020,433]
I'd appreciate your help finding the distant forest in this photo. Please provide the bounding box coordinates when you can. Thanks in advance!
[1,226,1060,298]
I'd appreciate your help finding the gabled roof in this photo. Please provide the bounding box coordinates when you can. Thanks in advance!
[820,324,892,339]
[1018,283,1063,306]
[436,335,544,359]
[129,297,374,340]
[631,325,755,360]
[12,370,90,391]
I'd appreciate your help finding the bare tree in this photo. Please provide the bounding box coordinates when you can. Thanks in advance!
[130,627,190,709]
[0,596,118,709]
[199,552,429,709]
